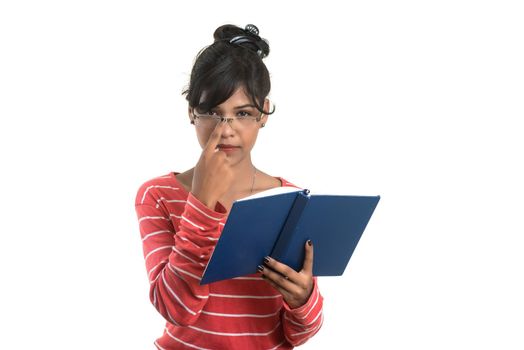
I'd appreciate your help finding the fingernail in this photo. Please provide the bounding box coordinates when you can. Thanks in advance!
[257,265,265,272]
[263,256,271,264]
[307,240,312,246]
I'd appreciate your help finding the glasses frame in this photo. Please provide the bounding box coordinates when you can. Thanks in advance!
[191,109,264,129]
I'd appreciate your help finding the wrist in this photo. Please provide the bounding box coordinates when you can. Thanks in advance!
[191,191,217,209]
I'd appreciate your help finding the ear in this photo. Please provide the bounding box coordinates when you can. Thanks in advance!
[260,98,271,126]
[188,107,195,125]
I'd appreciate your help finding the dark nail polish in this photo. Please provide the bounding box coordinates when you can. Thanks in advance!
[263,256,271,264]
[257,265,265,272]
[307,240,312,246]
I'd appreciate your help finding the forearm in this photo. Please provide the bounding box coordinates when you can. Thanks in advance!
[282,278,324,346]
[137,193,226,326]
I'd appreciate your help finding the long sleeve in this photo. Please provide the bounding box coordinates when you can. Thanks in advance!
[135,173,324,349]
[281,277,324,346]
[135,192,227,326]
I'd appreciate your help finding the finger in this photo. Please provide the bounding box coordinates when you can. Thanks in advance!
[301,240,314,275]
[258,264,297,295]
[263,256,299,283]
[204,119,226,155]
[259,270,293,299]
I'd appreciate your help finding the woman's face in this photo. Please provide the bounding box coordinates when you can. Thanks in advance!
[189,87,269,165]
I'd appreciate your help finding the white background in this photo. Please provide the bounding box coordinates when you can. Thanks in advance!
[1,1,523,349]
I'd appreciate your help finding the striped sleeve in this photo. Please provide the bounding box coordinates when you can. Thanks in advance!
[135,192,227,326]
[281,277,324,346]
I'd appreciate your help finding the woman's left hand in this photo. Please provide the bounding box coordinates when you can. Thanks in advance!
[258,240,314,309]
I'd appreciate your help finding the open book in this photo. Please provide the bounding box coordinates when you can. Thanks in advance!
[200,187,380,285]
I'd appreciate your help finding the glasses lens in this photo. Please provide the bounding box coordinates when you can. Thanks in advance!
[236,117,259,128]
[194,115,219,129]
[194,113,261,130]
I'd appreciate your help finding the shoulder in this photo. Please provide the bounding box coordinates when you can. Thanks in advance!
[280,178,301,189]
[134,172,186,207]
[275,175,301,189]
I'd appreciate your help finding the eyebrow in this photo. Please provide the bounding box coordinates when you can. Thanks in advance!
[209,104,256,111]
[212,104,255,110]
[234,104,256,109]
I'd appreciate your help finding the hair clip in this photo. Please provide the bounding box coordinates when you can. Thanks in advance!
[229,36,252,46]
[227,24,266,58]
[229,35,265,58]
[244,24,259,36]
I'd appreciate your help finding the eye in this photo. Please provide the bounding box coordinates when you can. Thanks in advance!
[237,110,253,118]
[195,108,218,117]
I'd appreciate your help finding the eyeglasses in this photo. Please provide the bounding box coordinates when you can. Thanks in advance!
[191,109,263,131]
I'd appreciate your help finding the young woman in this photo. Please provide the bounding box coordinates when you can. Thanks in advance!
[135,24,323,349]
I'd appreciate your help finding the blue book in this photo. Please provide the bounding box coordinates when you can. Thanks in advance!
[200,187,380,285]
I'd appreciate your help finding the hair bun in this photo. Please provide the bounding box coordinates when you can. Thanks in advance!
[213,24,270,59]
[213,24,245,42]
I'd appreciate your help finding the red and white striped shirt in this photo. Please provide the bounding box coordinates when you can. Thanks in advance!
[135,171,324,349]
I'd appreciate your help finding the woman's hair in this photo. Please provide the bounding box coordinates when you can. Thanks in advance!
[183,24,274,115]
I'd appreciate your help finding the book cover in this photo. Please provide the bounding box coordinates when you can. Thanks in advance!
[200,188,380,285]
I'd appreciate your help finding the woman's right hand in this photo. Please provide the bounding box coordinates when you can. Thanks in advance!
[191,120,233,209]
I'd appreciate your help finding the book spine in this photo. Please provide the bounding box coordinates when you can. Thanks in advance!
[270,189,310,262]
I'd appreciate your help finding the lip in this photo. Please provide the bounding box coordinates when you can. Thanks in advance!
[217,145,240,154]
[217,144,240,149]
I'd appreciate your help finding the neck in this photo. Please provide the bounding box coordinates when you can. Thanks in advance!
[226,156,257,195]
[189,157,257,197]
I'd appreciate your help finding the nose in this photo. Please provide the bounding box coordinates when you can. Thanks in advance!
[219,118,236,135]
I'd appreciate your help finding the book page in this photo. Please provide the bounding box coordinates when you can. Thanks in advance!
[237,186,302,202]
